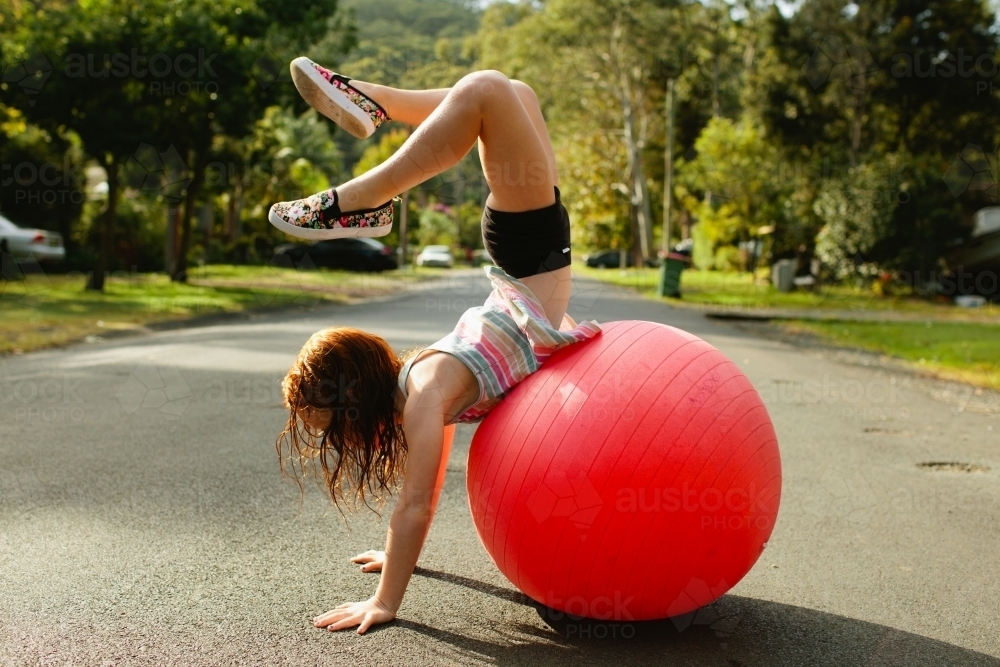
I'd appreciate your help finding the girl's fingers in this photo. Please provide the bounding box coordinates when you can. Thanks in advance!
[351,550,384,563]
[313,605,351,625]
[329,615,360,632]
[357,614,374,635]
[314,614,340,627]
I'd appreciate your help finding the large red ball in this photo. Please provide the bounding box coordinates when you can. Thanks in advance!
[467,320,781,621]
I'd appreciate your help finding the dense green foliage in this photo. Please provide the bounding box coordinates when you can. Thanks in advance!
[2,0,998,292]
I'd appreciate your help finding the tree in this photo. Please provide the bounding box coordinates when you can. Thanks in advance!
[14,0,345,287]
[9,1,151,289]
[814,155,901,279]
[235,106,342,250]
[0,103,85,263]
[676,115,786,269]
[478,0,753,260]
[744,0,1000,273]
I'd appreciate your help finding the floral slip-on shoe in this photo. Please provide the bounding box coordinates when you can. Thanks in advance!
[290,57,390,139]
[268,188,395,240]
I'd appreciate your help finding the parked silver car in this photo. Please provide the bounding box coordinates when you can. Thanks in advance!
[415,245,454,268]
[0,214,66,262]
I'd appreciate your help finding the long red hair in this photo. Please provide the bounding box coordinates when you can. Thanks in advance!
[276,327,417,511]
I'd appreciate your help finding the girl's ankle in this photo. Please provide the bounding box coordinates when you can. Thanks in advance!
[348,81,386,114]
[336,187,387,213]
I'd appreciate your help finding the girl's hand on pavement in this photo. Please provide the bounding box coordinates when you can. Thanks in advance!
[313,597,395,635]
[351,549,386,573]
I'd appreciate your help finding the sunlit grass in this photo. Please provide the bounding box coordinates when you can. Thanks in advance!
[574,262,1000,387]
[0,263,447,354]
[573,263,998,317]
[785,320,1000,389]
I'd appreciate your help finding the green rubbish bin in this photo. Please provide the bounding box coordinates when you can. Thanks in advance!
[657,252,690,298]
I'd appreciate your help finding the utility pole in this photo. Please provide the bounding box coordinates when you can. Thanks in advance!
[398,191,409,268]
[398,125,413,269]
[662,78,675,255]
[658,78,681,298]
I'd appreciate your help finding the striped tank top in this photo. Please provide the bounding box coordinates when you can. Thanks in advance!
[397,266,602,424]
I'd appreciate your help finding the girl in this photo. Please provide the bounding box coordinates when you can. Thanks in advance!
[271,61,601,635]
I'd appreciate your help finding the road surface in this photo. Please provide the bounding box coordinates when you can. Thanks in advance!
[2,269,998,666]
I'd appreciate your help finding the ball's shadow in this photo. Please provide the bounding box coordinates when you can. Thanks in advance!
[530,599,732,642]
[411,567,1000,665]
[414,566,736,641]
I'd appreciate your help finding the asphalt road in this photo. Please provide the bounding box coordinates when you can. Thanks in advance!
[2,268,998,666]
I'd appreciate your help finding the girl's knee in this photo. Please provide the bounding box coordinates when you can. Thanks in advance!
[511,79,537,101]
[457,70,514,97]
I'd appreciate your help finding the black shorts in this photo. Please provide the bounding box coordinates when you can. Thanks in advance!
[481,187,571,279]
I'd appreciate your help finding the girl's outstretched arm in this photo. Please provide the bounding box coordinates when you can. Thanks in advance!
[313,371,461,634]
[349,418,452,573]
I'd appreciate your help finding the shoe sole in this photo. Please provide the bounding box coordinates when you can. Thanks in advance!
[290,57,375,140]
[268,207,391,240]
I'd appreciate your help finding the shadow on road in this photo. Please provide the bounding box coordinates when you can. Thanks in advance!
[409,569,1000,667]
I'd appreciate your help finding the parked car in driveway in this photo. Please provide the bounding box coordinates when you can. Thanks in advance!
[0,214,65,263]
[582,248,657,269]
[415,245,454,268]
[272,237,397,272]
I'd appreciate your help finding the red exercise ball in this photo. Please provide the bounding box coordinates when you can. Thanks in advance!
[467,320,781,621]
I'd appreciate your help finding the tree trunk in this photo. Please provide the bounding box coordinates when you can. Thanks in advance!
[629,198,642,268]
[164,206,178,275]
[172,153,205,283]
[611,14,653,262]
[619,78,654,261]
[87,157,117,291]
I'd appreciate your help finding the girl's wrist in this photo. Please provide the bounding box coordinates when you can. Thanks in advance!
[372,592,399,614]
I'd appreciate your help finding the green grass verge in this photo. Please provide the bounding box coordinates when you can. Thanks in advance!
[572,263,990,316]
[575,262,999,388]
[0,264,448,355]
[783,320,1000,389]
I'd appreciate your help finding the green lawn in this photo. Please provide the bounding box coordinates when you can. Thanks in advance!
[575,262,999,388]
[573,263,994,316]
[784,320,1000,389]
[0,264,446,354]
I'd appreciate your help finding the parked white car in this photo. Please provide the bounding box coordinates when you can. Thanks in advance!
[0,214,65,262]
[415,245,454,268]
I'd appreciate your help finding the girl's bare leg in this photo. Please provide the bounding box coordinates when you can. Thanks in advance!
[350,80,559,190]
[347,84,451,127]
[341,71,571,326]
